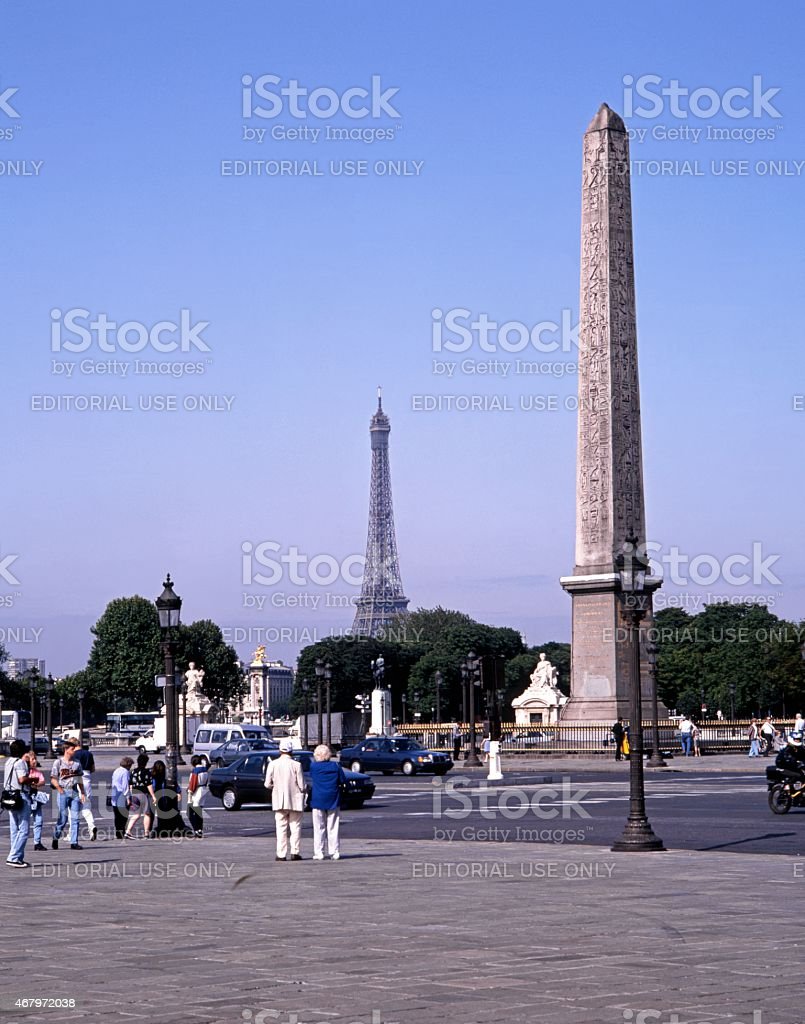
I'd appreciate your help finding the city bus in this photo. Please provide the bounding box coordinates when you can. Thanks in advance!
[105,711,159,738]
[0,709,32,743]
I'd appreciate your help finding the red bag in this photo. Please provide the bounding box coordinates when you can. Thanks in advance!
[188,771,199,793]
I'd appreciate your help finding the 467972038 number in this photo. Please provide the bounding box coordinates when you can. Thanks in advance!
[13,998,77,1009]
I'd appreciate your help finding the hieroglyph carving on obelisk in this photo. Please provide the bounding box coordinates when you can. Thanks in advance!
[559,104,662,721]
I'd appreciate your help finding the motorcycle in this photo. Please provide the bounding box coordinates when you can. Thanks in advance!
[766,762,805,814]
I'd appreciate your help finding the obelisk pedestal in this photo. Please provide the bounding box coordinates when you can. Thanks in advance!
[559,104,663,721]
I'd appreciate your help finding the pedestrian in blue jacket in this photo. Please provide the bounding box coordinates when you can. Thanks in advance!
[309,745,346,861]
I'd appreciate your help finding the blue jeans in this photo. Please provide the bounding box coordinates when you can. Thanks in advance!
[54,790,82,844]
[681,734,692,756]
[30,802,44,844]
[749,739,761,757]
[7,794,31,863]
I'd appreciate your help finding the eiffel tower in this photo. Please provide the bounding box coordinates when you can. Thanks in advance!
[352,388,409,637]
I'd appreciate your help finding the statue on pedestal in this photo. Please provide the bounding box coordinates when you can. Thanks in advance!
[184,662,208,716]
[510,652,568,726]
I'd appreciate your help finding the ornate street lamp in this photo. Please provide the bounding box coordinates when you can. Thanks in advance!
[77,687,86,744]
[434,671,443,724]
[59,697,64,730]
[324,662,333,747]
[155,574,182,792]
[45,676,54,755]
[729,683,736,722]
[180,680,190,754]
[257,695,263,727]
[301,679,310,749]
[29,674,37,752]
[645,642,666,768]
[612,537,664,852]
[356,691,370,737]
[401,692,407,724]
[315,659,325,745]
[462,652,481,767]
[261,662,269,725]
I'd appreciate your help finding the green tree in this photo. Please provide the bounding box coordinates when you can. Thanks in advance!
[293,609,527,724]
[654,603,805,717]
[86,596,163,710]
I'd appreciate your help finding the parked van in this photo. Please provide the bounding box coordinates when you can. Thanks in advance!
[193,723,273,763]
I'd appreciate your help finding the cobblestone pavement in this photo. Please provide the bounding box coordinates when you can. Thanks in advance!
[1,831,804,1024]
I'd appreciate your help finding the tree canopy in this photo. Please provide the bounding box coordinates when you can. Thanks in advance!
[654,603,805,717]
[293,607,560,723]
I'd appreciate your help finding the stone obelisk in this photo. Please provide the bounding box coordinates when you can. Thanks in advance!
[560,103,661,721]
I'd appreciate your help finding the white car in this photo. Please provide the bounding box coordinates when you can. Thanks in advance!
[134,730,163,754]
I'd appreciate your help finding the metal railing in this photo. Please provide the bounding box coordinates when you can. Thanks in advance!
[395,720,775,755]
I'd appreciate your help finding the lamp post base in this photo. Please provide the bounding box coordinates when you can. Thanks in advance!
[464,751,481,767]
[611,817,665,852]
[646,755,667,768]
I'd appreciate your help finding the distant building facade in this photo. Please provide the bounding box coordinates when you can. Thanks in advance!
[245,661,294,722]
[6,657,47,679]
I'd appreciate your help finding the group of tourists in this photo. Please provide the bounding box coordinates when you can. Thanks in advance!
[608,714,805,762]
[747,716,798,757]
[2,737,210,868]
[110,753,210,840]
[2,736,98,868]
[4,735,349,867]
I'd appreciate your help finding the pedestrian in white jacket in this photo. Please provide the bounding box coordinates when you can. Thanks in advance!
[264,739,306,861]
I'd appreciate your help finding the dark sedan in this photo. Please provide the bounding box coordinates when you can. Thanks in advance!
[207,738,278,768]
[340,737,453,776]
[208,751,376,811]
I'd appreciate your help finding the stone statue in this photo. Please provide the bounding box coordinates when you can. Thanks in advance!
[511,652,567,726]
[531,653,557,690]
[184,661,208,716]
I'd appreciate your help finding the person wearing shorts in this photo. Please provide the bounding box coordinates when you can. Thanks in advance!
[124,754,156,839]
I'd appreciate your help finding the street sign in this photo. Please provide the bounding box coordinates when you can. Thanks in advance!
[155,673,183,688]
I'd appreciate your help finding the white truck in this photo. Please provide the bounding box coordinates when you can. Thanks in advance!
[291,711,361,748]
[134,715,201,754]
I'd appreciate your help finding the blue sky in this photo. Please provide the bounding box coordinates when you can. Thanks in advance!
[1,1,803,676]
